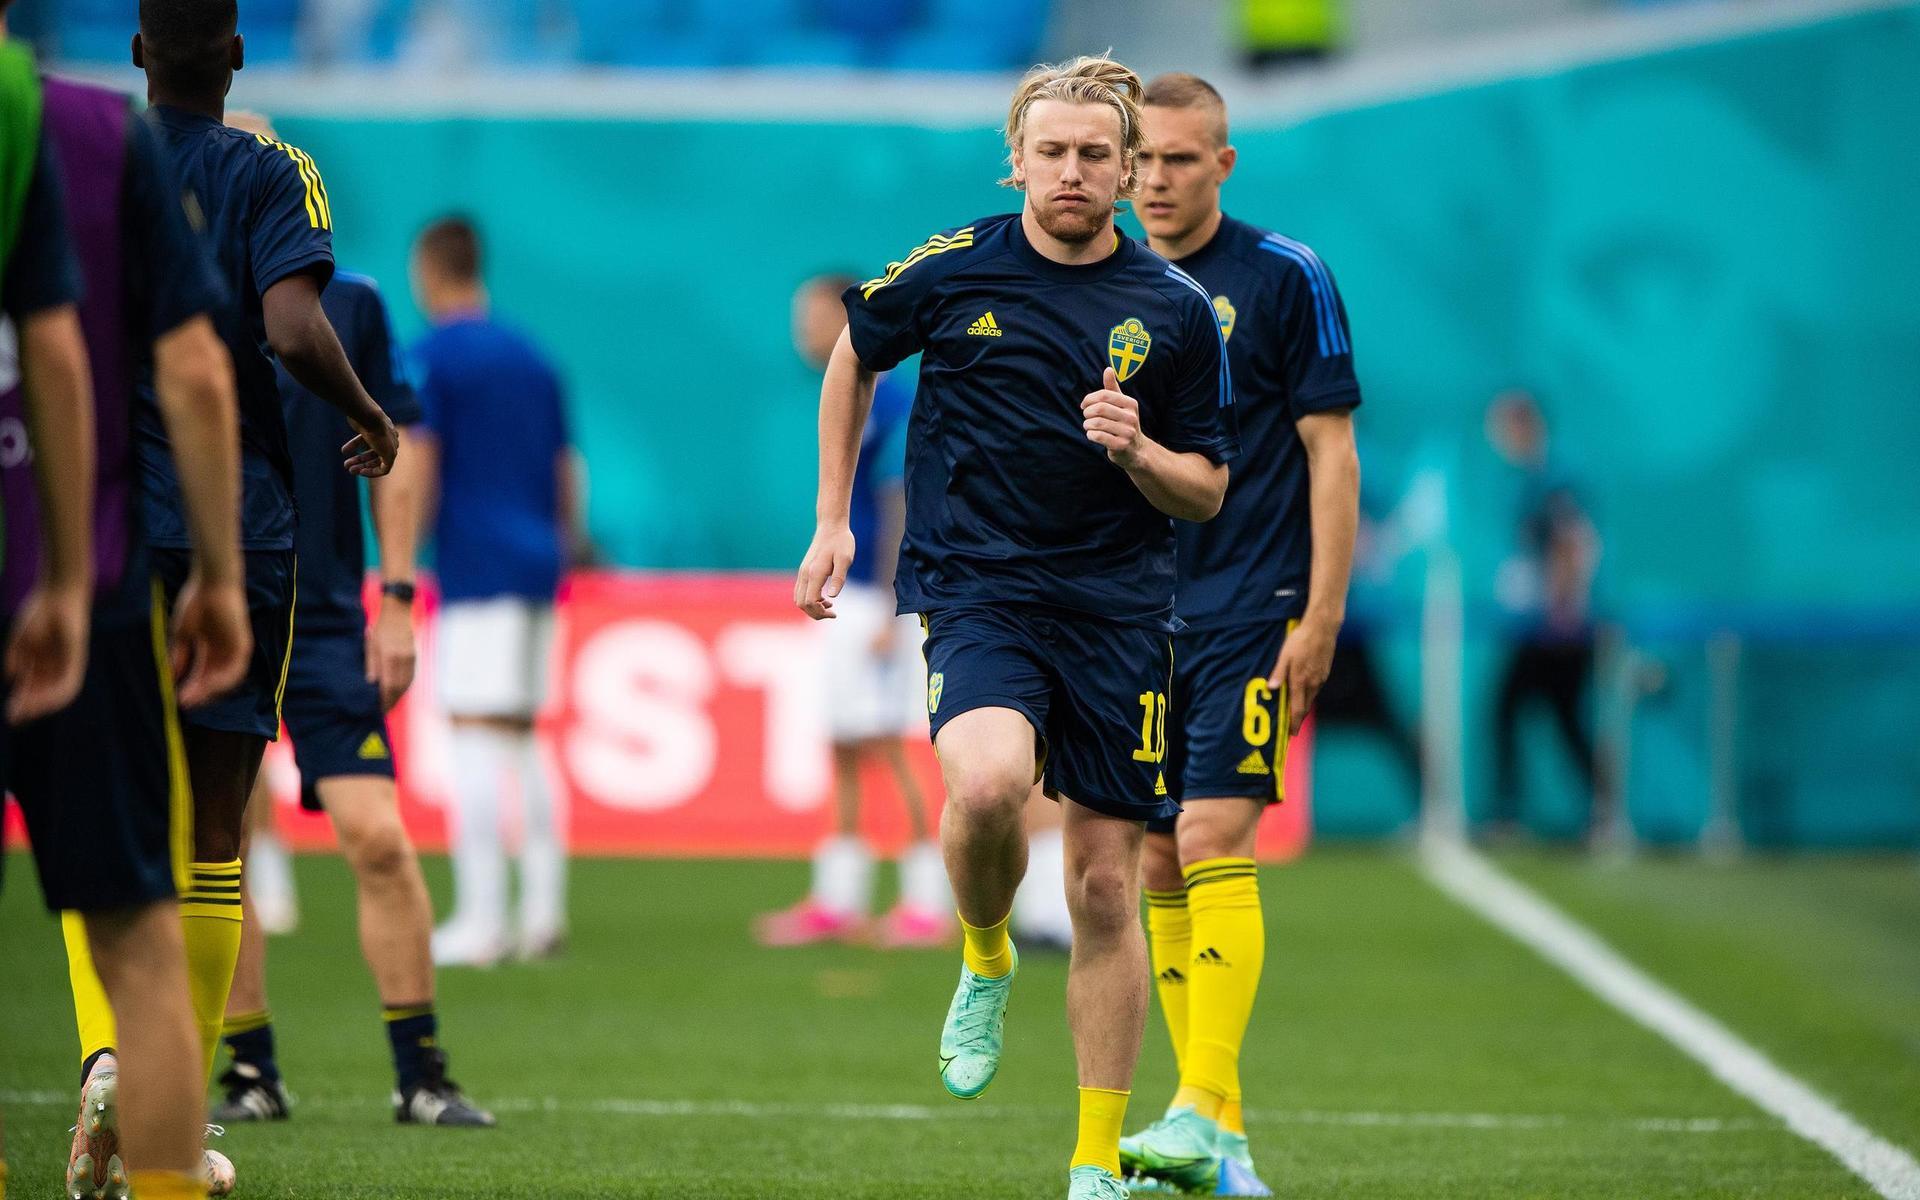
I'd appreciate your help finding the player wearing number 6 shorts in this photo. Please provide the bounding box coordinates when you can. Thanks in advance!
[1119,74,1362,1197]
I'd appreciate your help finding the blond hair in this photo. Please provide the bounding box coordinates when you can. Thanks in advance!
[1143,72,1229,147]
[1002,54,1146,196]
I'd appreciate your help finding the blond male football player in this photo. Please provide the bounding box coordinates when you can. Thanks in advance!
[1119,74,1361,1196]
[797,56,1236,1199]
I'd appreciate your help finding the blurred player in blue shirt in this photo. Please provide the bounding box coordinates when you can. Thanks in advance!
[1120,73,1362,1196]
[796,57,1234,1200]
[755,274,945,951]
[208,132,493,1126]
[409,215,580,967]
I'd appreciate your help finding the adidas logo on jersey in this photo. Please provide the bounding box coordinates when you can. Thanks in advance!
[967,311,1003,337]
[1237,750,1269,776]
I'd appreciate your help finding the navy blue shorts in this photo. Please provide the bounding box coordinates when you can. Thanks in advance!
[1149,619,1294,835]
[282,620,395,811]
[0,592,186,912]
[922,605,1177,823]
[154,548,295,740]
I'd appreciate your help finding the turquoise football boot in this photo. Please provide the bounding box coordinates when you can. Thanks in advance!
[1116,1106,1221,1194]
[1213,1129,1274,1197]
[1068,1165,1131,1199]
[937,943,1017,1099]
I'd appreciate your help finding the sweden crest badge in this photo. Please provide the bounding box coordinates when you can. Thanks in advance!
[1108,318,1152,383]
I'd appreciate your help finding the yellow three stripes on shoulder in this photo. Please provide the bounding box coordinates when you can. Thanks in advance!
[253,134,332,230]
[861,227,975,299]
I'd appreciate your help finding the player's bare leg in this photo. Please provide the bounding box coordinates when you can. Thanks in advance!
[323,778,436,1002]
[66,904,205,1199]
[933,707,1033,1097]
[1061,800,1148,1189]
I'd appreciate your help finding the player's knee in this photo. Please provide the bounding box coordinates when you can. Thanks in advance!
[942,761,1030,825]
[1066,859,1137,930]
[345,815,415,882]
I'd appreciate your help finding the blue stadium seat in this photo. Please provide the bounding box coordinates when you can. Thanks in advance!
[886,0,1048,70]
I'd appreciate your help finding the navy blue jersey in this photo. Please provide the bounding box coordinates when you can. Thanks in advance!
[3,124,81,320]
[1165,215,1359,629]
[135,106,334,551]
[412,313,568,603]
[844,371,911,588]
[844,213,1235,629]
[280,272,420,629]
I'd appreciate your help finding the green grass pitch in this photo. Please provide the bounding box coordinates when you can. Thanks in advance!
[2,847,1914,1198]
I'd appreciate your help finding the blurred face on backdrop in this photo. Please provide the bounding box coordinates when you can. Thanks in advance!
[1136,103,1235,245]
[1488,392,1547,467]
[1014,99,1130,246]
[792,281,848,372]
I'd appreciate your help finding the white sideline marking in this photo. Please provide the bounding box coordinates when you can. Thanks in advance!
[0,1088,1766,1134]
[1421,839,1920,1200]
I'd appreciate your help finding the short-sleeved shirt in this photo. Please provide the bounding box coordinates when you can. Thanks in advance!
[2,125,81,320]
[843,212,1236,630]
[280,271,420,631]
[1164,215,1359,629]
[844,371,912,588]
[411,312,568,604]
[135,106,335,552]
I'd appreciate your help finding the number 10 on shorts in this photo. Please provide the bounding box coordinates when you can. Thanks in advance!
[1133,692,1169,763]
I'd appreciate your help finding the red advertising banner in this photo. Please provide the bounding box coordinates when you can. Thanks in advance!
[7,571,1312,861]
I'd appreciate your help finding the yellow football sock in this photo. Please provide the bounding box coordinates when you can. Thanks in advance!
[1176,858,1262,1123]
[1220,1094,1245,1136]
[2,1157,10,1199]
[129,1168,206,1199]
[181,861,245,1084]
[1144,888,1191,1074]
[959,910,1014,979]
[1069,1087,1130,1178]
[62,911,119,1065]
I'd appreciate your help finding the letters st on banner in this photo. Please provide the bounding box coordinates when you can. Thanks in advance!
[253,571,1314,860]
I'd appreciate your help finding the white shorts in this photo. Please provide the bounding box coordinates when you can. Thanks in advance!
[824,583,924,743]
[438,597,556,719]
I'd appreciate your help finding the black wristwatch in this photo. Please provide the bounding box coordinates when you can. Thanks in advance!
[382,580,417,604]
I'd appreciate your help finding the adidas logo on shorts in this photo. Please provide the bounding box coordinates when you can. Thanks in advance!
[1237,750,1269,776]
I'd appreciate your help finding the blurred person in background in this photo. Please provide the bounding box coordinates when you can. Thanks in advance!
[1120,72,1360,1197]
[213,113,493,1129]
[410,215,582,967]
[1238,0,1342,71]
[756,273,949,950]
[1483,389,1607,842]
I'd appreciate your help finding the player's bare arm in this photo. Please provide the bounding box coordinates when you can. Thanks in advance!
[262,272,400,476]
[368,425,425,709]
[1082,365,1229,521]
[7,305,94,722]
[151,313,252,707]
[796,328,877,620]
[1267,408,1359,733]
